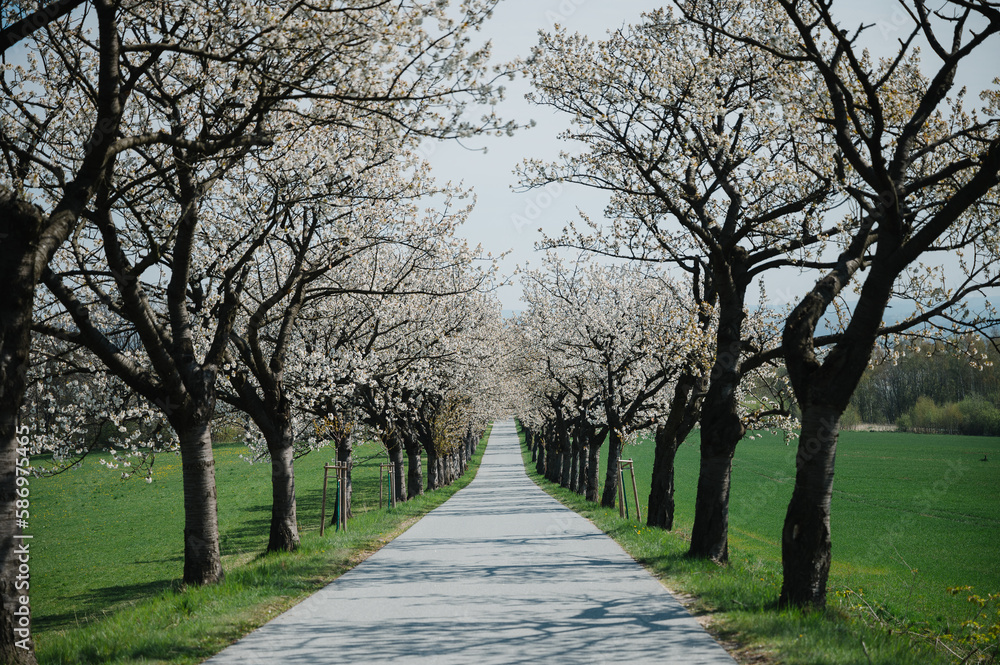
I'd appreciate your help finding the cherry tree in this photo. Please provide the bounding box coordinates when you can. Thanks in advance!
[520,3,836,560]
[1,3,137,656]
[286,230,503,505]
[5,8,515,645]
[680,0,1000,607]
[212,116,477,551]
[518,254,713,509]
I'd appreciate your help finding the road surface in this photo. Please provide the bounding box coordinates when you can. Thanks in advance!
[204,418,737,664]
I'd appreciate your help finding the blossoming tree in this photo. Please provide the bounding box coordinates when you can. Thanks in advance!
[520,3,834,560]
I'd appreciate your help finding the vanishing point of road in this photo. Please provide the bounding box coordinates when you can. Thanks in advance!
[204,419,737,664]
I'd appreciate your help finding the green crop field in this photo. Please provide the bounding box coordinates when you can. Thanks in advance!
[595,429,1000,650]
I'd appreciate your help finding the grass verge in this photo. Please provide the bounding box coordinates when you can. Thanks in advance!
[516,423,980,665]
[33,424,490,664]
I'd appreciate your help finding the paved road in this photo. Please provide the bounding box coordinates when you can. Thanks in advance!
[204,419,736,664]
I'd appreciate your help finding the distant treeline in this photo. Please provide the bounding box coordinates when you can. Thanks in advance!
[842,336,1000,436]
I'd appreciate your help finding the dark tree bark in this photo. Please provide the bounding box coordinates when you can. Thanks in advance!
[267,429,299,551]
[648,374,705,529]
[559,425,573,490]
[689,438,736,561]
[178,419,224,585]
[426,447,440,491]
[778,260,895,606]
[535,430,546,476]
[600,426,623,509]
[0,204,42,665]
[406,447,423,498]
[586,439,602,503]
[780,404,840,607]
[575,435,589,496]
[389,439,406,504]
[404,428,423,498]
[545,429,560,483]
[1,0,86,52]
[569,429,581,494]
[648,426,680,530]
[223,372,300,552]
[689,292,747,561]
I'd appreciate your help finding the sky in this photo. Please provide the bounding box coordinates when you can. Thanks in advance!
[424,0,1000,312]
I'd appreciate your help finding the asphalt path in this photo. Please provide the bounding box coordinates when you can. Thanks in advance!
[204,418,737,664]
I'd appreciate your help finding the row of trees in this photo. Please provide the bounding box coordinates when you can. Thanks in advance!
[847,335,1000,428]
[1,1,517,662]
[3,1,998,662]
[513,0,999,612]
[896,394,1000,435]
[513,253,791,531]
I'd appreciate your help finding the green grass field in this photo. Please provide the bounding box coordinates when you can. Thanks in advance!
[619,430,1000,626]
[28,431,489,664]
[531,427,1000,663]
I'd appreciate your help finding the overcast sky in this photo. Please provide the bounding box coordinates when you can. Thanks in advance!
[426,0,1000,312]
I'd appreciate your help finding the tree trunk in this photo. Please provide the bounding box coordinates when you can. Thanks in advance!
[404,432,423,499]
[0,411,36,665]
[569,432,581,494]
[780,405,841,608]
[389,442,406,504]
[266,429,299,552]
[179,420,224,585]
[688,446,734,562]
[559,430,573,490]
[535,433,546,475]
[648,375,704,530]
[689,300,746,562]
[545,433,559,483]
[576,437,589,495]
[600,428,623,509]
[586,440,601,502]
[426,448,439,491]
[779,259,895,606]
[691,386,742,544]
[406,448,423,498]
[647,424,681,530]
